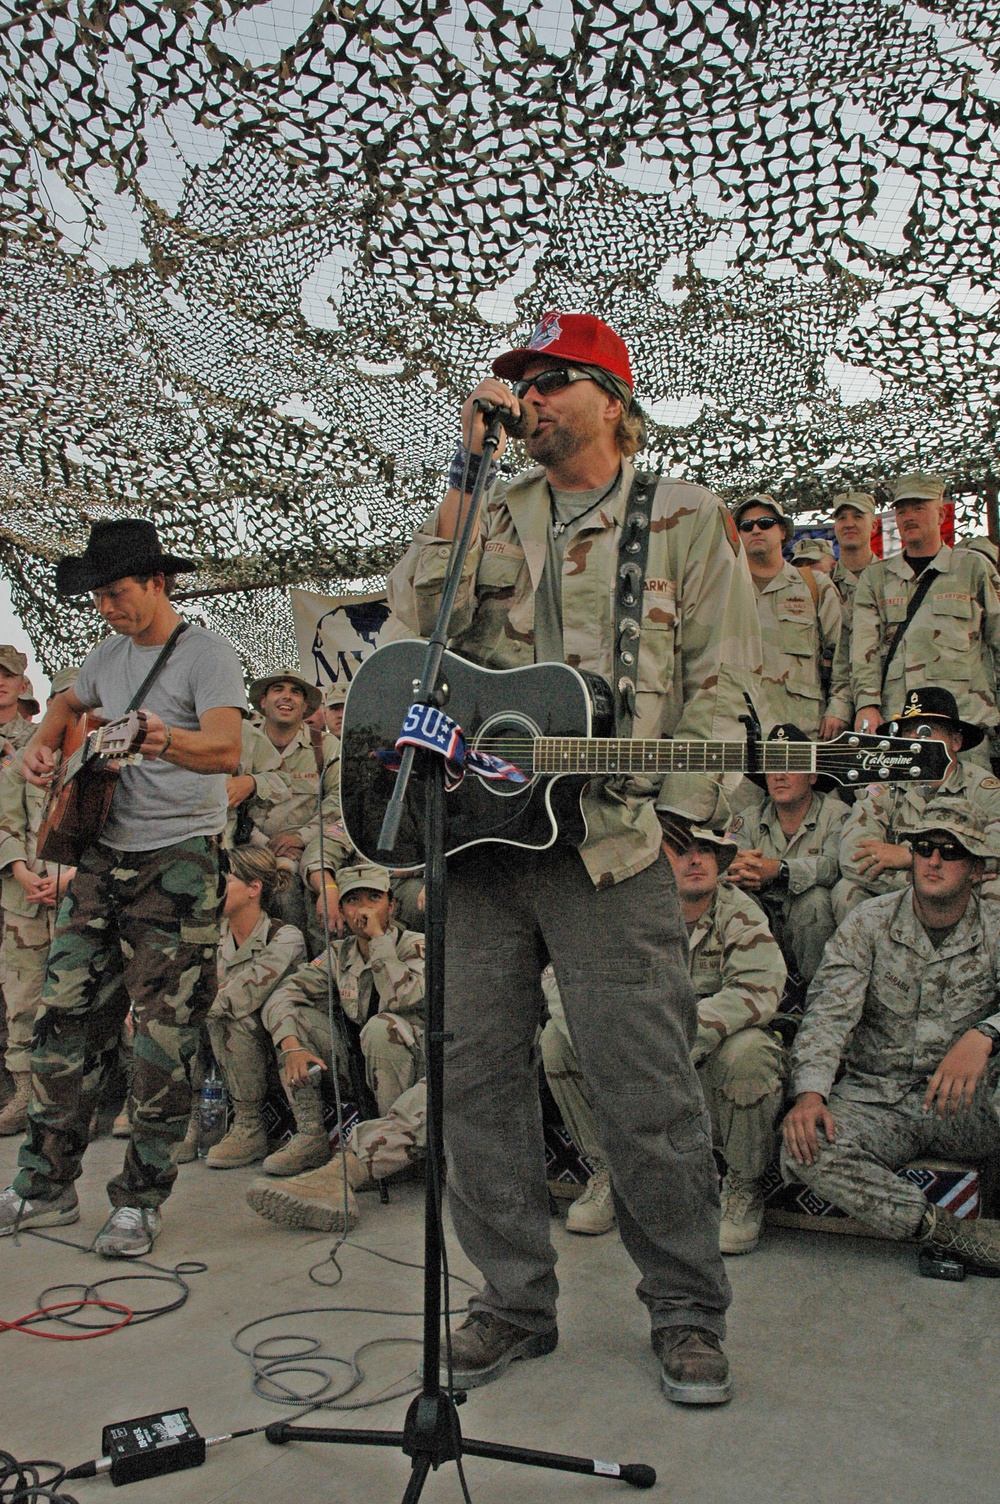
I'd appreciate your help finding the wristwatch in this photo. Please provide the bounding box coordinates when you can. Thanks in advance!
[975,1022,1000,1052]
[772,860,790,889]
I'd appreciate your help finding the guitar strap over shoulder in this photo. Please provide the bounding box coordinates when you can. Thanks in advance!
[613,470,658,736]
[125,620,190,713]
[880,568,939,694]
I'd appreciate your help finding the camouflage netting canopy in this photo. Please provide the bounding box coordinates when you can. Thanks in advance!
[2,0,1000,671]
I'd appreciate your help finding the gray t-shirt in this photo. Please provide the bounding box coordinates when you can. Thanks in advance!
[535,478,622,664]
[74,623,248,851]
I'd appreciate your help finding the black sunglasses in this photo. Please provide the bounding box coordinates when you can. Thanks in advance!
[512,367,593,400]
[738,516,781,533]
[910,836,970,862]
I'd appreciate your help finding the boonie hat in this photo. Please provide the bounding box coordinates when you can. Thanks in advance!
[747,723,838,793]
[56,518,196,597]
[249,666,322,714]
[337,862,392,900]
[49,666,80,697]
[17,678,39,715]
[877,686,984,750]
[655,774,737,866]
[492,312,633,400]
[791,536,835,564]
[904,797,999,860]
[961,535,1000,568]
[731,493,795,543]
[832,491,877,518]
[891,473,946,506]
[0,645,27,676]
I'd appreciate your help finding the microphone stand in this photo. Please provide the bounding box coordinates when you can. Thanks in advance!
[264,408,656,1495]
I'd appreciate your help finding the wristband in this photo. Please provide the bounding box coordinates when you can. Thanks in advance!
[448,444,497,494]
[162,725,173,754]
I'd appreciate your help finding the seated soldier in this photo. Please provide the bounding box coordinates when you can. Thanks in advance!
[781,798,1000,1273]
[833,686,1000,921]
[202,847,307,1168]
[247,862,425,1185]
[728,723,848,984]
[541,775,787,1254]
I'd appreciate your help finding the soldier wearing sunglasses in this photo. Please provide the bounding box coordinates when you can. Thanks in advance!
[781,797,1000,1274]
[388,311,763,1406]
[731,493,843,742]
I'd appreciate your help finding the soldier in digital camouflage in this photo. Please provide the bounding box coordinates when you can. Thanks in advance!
[728,724,848,983]
[542,774,786,1255]
[851,473,1000,762]
[834,686,1000,921]
[782,797,1000,1274]
[200,846,306,1169]
[0,519,247,1257]
[388,311,763,1405]
[245,861,426,1232]
[732,494,842,742]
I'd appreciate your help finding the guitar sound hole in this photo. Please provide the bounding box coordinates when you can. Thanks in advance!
[472,712,539,797]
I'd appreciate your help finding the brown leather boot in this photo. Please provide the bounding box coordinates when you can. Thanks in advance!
[653,1326,732,1405]
[0,1073,30,1136]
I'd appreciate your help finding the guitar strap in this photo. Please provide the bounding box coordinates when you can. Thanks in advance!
[124,620,190,713]
[879,568,939,695]
[613,470,658,735]
[309,724,326,776]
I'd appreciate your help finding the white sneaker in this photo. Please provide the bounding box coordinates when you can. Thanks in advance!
[719,1171,764,1255]
[566,1164,616,1235]
[0,1183,79,1235]
[93,1205,162,1258]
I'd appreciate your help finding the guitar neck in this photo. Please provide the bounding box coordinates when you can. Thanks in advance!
[532,740,823,776]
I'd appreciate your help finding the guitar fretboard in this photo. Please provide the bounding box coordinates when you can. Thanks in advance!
[529,738,922,777]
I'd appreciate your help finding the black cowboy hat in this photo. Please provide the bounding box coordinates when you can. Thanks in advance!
[876,687,985,750]
[747,722,838,794]
[56,519,196,598]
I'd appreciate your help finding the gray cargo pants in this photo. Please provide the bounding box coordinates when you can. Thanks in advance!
[444,844,732,1339]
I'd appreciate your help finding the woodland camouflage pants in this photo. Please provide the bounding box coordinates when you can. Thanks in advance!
[14,836,224,1210]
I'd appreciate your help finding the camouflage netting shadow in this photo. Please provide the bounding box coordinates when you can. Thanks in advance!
[1,0,998,671]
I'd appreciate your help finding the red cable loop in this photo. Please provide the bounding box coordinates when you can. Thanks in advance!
[1,1297,134,1340]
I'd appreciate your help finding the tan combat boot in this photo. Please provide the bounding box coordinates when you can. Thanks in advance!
[174,1101,201,1164]
[920,1203,1000,1274]
[0,1073,30,1136]
[111,1103,131,1138]
[566,1164,616,1235]
[246,1149,368,1232]
[719,1170,765,1255]
[261,1084,330,1176]
[205,1103,268,1169]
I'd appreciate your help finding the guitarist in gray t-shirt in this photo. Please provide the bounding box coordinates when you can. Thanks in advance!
[0,519,247,1257]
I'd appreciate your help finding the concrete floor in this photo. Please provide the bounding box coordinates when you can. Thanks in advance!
[2,1133,997,1504]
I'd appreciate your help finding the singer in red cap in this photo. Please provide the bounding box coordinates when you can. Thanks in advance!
[388,311,762,1405]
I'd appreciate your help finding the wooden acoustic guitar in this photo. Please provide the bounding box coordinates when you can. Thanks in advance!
[340,640,952,869]
[37,711,149,864]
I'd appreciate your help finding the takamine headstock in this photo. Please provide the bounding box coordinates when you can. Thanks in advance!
[814,731,952,787]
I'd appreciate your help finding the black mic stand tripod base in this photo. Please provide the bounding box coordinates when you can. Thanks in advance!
[265,413,656,1497]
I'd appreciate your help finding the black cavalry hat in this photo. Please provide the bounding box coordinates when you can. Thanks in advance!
[56,519,197,598]
[877,687,985,750]
[747,722,838,794]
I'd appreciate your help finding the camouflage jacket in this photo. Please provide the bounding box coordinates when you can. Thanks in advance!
[0,746,60,918]
[225,721,292,846]
[687,881,787,1064]
[731,790,848,893]
[752,561,842,736]
[790,888,1000,1102]
[851,545,1000,728]
[214,913,307,1021]
[387,461,762,887]
[263,922,425,1037]
[2,714,37,755]
[299,816,356,882]
[837,759,1000,897]
[252,724,340,844]
[826,559,867,723]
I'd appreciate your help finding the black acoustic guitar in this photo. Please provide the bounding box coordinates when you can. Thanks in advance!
[340,640,951,869]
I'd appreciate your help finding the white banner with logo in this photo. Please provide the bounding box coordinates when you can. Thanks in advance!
[289,588,392,693]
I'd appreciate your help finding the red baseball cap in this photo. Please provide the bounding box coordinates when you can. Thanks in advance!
[492,311,633,392]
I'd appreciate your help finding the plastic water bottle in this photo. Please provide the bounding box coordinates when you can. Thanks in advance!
[197,1067,227,1158]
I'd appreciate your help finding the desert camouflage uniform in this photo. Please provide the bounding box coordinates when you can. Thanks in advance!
[0,748,58,1075]
[388,463,762,886]
[351,1079,427,1179]
[752,561,842,738]
[782,888,1000,1239]
[826,559,866,725]
[206,913,307,1107]
[254,724,340,944]
[1,714,38,755]
[731,791,848,983]
[225,721,290,847]
[833,760,1000,921]
[542,885,787,1182]
[260,923,425,1114]
[851,546,1000,743]
[13,837,226,1209]
[388,463,756,1336]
